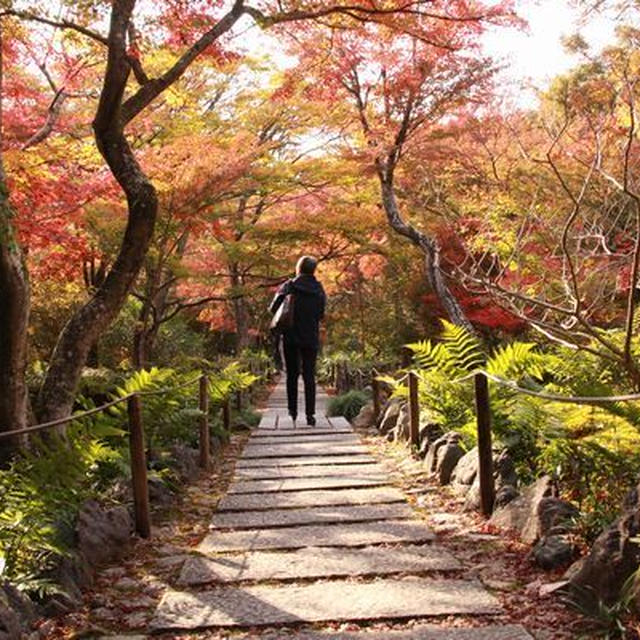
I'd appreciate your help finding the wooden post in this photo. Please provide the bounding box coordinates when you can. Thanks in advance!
[222,397,231,432]
[474,372,495,517]
[199,375,210,470]
[372,376,381,423]
[408,371,420,448]
[235,389,242,411]
[127,394,151,538]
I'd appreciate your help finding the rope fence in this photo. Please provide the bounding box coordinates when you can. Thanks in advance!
[371,363,640,519]
[0,370,260,538]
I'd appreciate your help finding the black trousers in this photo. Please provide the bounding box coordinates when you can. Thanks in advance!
[283,340,318,419]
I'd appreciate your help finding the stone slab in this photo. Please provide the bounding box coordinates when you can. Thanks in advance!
[151,577,501,629]
[209,503,416,530]
[268,417,335,430]
[241,443,368,458]
[328,416,353,429]
[252,428,353,437]
[227,475,388,494]
[234,463,387,480]
[217,486,405,511]
[283,626,534,639]
[247,434,360,445]
[235,455,376,468]
[198,519,434,553]
[180,544,459,585]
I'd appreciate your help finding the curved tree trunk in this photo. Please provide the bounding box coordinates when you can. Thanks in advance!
[37,1,158,422]
[0,23,29,461]
[379,177,475,334]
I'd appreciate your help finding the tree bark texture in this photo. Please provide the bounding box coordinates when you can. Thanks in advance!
[0,200,30,460]
[379,178,475,334]
[230,261,251,353]
[38,0,158,422]
[0,22,30,460]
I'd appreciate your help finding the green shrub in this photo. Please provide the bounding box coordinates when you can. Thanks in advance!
[327,390,370,422]
[0,427,126,596]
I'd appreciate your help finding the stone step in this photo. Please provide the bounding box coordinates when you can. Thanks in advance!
[327,416,353,429]
[217,486,405,512]
[209,503,415,530]
[179,543,459,585]
[241,443,369,458]
[251,428,354,443]
[198,519,435,553]
[234,463,387,480]
[266,626,535,639]
[151,577,501,630]
[235,455,376,468]
[227,475,388,494]
[248,434,360,445]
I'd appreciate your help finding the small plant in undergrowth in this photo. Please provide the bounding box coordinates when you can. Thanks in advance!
[397,321,640,541]
[566,572,640,639]
[0,425,126,597]
[327,389,371,422]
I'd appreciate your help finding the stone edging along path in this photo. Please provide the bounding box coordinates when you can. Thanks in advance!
[149,379,535,638]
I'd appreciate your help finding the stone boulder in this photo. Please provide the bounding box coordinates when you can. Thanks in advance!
[532,534,577,570]
[0,582,35,639]
[452,447,518,494]
[169,444,199,483]
[490,476,578,544]
[494,449,518,488]
[76,499,132,568]
[392,405,410,442]
[537,497,580,537]
[494,484,520,509]
[451,447,478,488]
[417,423,443,459]
[566,508,640,606]
[424,432,465,485]
[378,398,402,435]
[352,402,375,429]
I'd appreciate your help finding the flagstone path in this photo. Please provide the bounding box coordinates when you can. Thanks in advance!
[151,379,534,638]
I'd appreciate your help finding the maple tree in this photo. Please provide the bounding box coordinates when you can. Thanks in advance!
[283,6,516,337]
[438,28,640,387]
[1,0,519,451]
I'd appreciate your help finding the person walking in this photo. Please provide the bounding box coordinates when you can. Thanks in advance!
[269,255,326,426]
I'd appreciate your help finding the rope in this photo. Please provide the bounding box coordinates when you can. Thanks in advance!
[0,395,135,439]
[448,369,640,405]
[0,374,205,441]
[377,367,640,406]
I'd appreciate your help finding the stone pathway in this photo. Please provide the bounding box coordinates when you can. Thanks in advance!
[151,379,534,638]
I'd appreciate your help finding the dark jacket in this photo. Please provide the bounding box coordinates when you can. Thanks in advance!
[269,274,326,348]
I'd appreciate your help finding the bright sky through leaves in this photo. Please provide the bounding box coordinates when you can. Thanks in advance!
[482,0,619,104]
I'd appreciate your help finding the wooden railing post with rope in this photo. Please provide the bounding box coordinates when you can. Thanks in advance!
[474,373,494,517]
[127,394,150,538]
[0,369,254,538]
[199,375,210,471]
[408,371,420,448]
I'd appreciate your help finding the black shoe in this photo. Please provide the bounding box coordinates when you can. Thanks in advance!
[306,415,316,426]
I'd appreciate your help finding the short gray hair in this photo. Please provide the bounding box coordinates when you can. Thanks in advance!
[296,255,317,275]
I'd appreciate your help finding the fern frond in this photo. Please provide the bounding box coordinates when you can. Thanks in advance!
[440,321,486,372]
[487,342,545,380]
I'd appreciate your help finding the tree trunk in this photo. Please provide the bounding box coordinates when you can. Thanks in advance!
[0,198,30,460]
[0,23,29,461]
[379,178,475,334]
[133,230,189,369]
[37,1,158,422]
[230,261,250,353]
